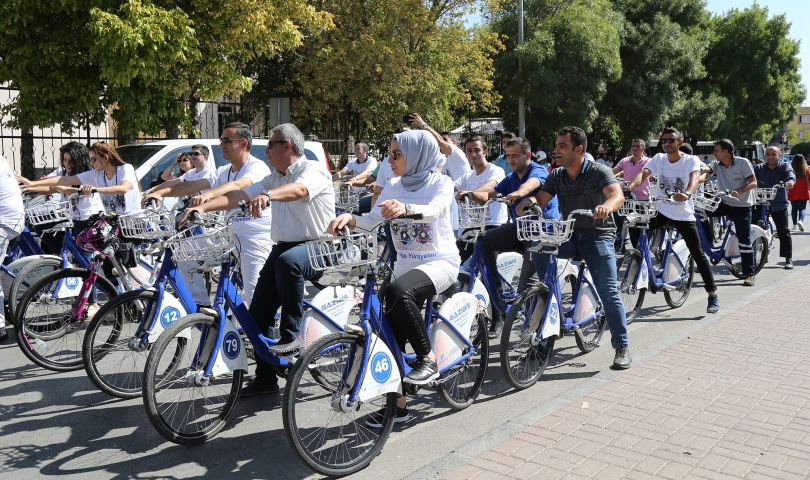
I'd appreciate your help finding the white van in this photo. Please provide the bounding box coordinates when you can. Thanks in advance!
[116,139,331,192]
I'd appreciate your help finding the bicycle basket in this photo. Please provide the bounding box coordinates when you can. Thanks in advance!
[118,209,176,240]
[753,187,778,204]
[306,233,377,271]
[25,198,73,225]
[335,190,359,213]
[617,200,658,223]
[692,193,721,212]
[515,216,575,245]
[458,202,488,229]
[166,225,235,263]
[76,218,117,253]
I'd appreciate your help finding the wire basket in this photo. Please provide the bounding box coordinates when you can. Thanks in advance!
[753,187,778,205]
[617,200,658,223]
[703,181,718,194]
[118,210,176,240]
[201,210,225,227]
[693,193,722,212]
[335,190,359,212]
[458,202,488,229]
[306,233,377,271]
[166,226,235,263]
[516,216,575,245]
[25,198,73,225]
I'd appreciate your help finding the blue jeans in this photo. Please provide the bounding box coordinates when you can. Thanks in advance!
[250,242,318,381]
[532,233,628,349]
[791,200,807,225]
[358,195,372,215]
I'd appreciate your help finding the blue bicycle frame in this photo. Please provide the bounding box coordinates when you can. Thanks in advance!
[461,240,519,316]
[626,225,690,293]
[535,250,604,334]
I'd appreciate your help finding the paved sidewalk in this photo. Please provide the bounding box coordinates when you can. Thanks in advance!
[440,267,810,480]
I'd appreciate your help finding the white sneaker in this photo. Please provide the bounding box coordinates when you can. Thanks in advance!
[87,304,101,319]
[798,221,805,232]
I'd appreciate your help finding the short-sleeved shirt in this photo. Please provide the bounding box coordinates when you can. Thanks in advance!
[180,163,216,185]
[454,163,508,225]
[542,160,618,238]
[374,159,393,190]
[244,156,336,243]
[615,155,651,200]
[345,156,377,193]
[47,167,105,220]
[77,164,141,216]
[209,156,272,237]
[0,155,24,233]
[492,154,510,174]
[707,156,756,207]
[443,145,472,181]
[494,161,559,219]
[646,153,701,221]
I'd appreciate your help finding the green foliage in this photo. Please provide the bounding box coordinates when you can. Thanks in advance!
[790,142,810,157]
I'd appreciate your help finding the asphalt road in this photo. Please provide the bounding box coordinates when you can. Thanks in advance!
[1,229,809,480]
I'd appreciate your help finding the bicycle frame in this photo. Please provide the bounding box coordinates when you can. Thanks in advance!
[625,225,690,293]
[462,240,518,316]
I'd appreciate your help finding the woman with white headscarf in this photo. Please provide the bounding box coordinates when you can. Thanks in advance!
[328,129,460,424]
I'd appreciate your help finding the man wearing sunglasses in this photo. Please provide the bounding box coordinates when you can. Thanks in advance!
[143,123,274,310]
[627,127,720,313]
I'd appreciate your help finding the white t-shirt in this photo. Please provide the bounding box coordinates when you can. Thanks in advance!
[374,159,393,190]
[356,174,460,282]
[454,163,507,225]
[47,167,66,178]
[180,163,216,184]
[77,164,141,216]
[208,156,272,237]
[443,144,472,181]
[647,153,702,222]
[0,155,24,233]
[345,156,377,192]
[47,168,105,220]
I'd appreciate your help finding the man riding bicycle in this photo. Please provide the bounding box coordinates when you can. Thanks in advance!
[517,126,631,369]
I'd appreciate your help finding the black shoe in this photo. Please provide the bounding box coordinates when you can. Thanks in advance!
[403,358,439,385]
[364,406,410,428]
[488,318,503,339]
[785,259,794,270]
[707,294,720,314]
[0,323,6,342]
[269,336,304,354]
[241,376,279,397]
[613,346,631,369]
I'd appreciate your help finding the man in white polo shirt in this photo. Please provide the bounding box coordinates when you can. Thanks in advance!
[187,123,335,396]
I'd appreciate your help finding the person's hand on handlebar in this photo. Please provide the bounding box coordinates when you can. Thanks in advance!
[142,191,163,207]
[515,197,537,217]
[786,180,795,189]
[327,213,355,236]
[78,185,96,195]
[179,206,203,225]
[378,199,406,219]
[505,191,525,204]
[593,204,612,220]
[249,195,269,218]
[188,192,211,207]
[672,192,690,202]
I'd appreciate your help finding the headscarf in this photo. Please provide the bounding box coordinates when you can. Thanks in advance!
[393,129,443,192]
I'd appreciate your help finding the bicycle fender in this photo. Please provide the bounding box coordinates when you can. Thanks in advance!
[432,292,478,370]
[357,332,402,402]
[556,259,578,280]
[496,252,522,286]
[573,280,599,324]
[542,291,562,340]
[750,224,767,241]
[147,291,190,343]
[470,277,489,314]
[1,255,61,295]
[198,317,249,375]
[301,286,361,348]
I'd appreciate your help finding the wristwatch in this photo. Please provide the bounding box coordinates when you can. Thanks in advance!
[260,189,272,202]
[405,203,413,215]
[422,123,429,130]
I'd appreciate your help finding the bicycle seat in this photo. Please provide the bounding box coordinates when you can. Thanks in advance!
[457,269,472,286]
[439,281,461,297]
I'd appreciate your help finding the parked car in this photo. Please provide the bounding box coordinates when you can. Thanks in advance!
[782,154,794,164]
[115,138,331,193]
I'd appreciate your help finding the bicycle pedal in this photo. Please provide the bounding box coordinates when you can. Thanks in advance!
[661,284,676,291]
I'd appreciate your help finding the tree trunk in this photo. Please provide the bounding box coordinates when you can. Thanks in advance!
[340,103,349,167]
[21,127,35,180]
[188,96,199,139]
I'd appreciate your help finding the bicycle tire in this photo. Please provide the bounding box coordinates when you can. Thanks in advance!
[142,313,239,445]
[8,256,62,323]
[663,256,694,308]
[726,236,768,279]
[14,268,118,372]
[575,313,607,354]
[616,251,646,325]
[84,289,183,399]
[437,313,488,410]
[500,285,555,390]
[283,331,397,476]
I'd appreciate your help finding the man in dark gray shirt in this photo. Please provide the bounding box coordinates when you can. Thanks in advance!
[516,126,630,369]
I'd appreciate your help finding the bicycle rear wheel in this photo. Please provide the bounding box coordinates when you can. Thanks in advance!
[663,256,694,308]
[500,285,555,390]
[616,251,646,325]
[142,313,240,445]
[15,268,117,372]
[575,312,607,354]
[8,257,62,323]
[283,331,396,476]
[437,313,488,410]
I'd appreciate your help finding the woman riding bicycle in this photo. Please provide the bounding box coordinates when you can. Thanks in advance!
[328,129,460,423]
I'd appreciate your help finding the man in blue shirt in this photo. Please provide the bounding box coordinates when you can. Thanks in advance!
[754,146,796,269]
[492,131,514,173]
[459,137,559,338]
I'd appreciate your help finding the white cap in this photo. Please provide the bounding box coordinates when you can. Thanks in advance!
[535,150,547,160]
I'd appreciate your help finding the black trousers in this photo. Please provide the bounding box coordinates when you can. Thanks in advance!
[382,269,436,357]
[753,205,791,259]
[648,213,717,293]
[479,223,536,323]
[457,225,499,264]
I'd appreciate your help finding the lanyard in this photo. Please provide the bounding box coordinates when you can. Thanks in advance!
[229,159,248,182]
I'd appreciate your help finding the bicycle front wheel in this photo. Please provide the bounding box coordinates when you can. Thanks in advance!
[663,256,694,308]
[8,257,62,323]
[616,251,646,325]
[142,313,240,445]
[83,289,164,399]
[283,331,397,476]
[500,285,555,390]
[437,313,488,410]
[15,268,118,372]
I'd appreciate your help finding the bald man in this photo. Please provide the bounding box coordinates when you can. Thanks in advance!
[754,146,796,269]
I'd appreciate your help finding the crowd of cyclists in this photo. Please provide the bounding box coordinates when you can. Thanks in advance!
[1,118,807,475]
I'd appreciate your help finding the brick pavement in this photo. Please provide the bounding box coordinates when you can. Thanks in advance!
[441,267,810,480]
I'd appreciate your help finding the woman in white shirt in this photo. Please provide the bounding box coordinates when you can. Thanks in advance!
[328,129,460,423]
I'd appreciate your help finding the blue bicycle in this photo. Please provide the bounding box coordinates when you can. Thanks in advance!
[500,209,608,390]
[282,218,488,476]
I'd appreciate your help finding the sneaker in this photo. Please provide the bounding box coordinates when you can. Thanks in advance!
[403,358,439,385]
[87,304,100,320]
[743,276,756,287]
[613,346,631,369]
[488,318,504,339]
[241,376,280,397]
[707,294,720,314]
[785,259,794,270]
[799,221,805,232]
[0,322,7,342]
[269,336,304,355]
[364,406,410,428]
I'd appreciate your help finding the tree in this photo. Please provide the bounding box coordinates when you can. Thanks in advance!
[490,0,623,147]
[785,124,800,146]
[704,5,806,146]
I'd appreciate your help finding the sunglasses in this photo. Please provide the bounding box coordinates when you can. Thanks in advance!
[659,138,679,144]
[219,137,244,144]
[179,158,191,162]
[389,150,402,160]
[190,152,205,157]
[264,140,287,151]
